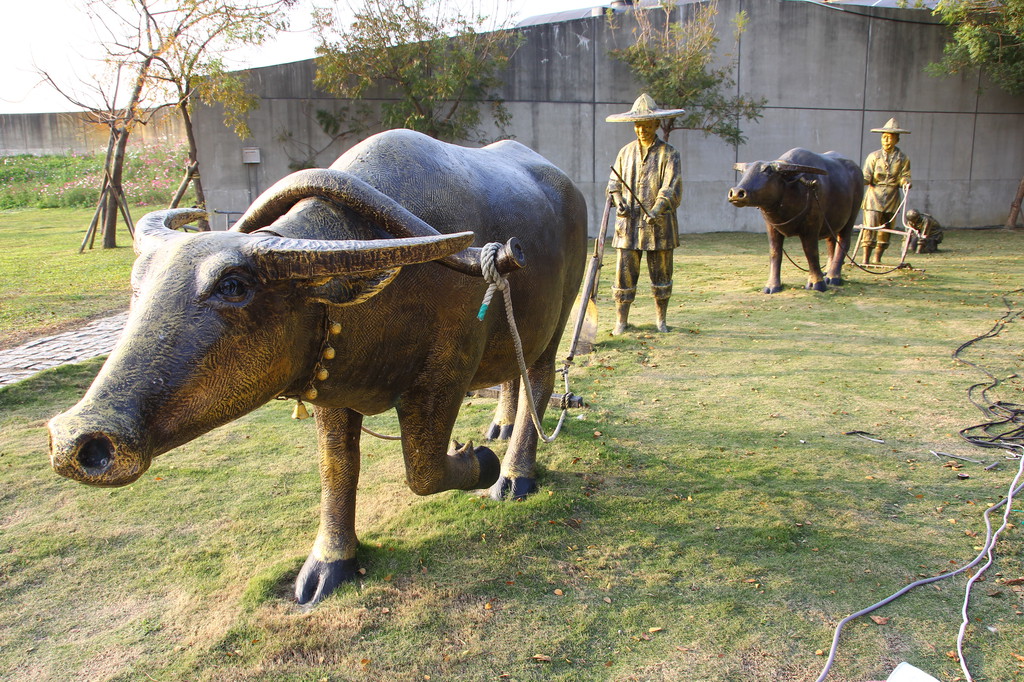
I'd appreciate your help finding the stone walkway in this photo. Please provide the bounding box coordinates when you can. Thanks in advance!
[0,312,128,387]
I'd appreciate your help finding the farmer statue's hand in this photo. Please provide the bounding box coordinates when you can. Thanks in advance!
[644,199,668,225]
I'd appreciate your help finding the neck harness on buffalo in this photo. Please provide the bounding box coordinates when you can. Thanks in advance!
[285,242,579,444]
[760,178,814,230]
[287,315,341,420]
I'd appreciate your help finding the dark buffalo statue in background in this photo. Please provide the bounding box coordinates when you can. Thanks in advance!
[48,129,588,605]
[728,148,864,293]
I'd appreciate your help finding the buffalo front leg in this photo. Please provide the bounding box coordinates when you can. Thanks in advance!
[800,231,827,291]
[397,386,500,496]
[484,379,518,441]
[764,227,784,294]
[296,406,362,606]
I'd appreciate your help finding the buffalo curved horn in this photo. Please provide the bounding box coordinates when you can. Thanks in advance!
[769,162,828,176]
[244,231,476,282]
[231,168,524,277]
[134,208,207,255]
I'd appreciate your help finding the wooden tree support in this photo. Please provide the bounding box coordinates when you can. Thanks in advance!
[79,179,136,252]
[1007,175,1024,228]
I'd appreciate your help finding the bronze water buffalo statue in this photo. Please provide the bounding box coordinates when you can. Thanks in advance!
[728,148,864,293]
[48,129,587,605]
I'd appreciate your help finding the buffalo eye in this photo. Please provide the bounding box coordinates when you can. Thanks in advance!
[214,275,251,303]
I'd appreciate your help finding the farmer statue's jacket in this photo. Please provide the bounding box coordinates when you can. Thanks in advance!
[861,147,911,214]
[607,137,682,251]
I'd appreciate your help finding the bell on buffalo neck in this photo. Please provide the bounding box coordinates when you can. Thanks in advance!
[292,400,311,420]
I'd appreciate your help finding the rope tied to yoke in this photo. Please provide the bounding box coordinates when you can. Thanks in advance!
[476,242,506,321]
[477,242,571,444]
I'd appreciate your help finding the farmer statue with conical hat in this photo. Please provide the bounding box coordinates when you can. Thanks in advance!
[861,117,912,264]
[606,93,684,335]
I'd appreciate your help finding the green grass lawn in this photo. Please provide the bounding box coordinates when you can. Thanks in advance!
[1,224,1023,681]
[0,208,137,347]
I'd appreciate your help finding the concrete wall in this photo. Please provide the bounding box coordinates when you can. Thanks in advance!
[192,0,1024,233]
[0,109,184,156]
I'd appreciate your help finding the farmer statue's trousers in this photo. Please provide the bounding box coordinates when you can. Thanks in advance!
[612,248,673,303]
[861,210,897,247]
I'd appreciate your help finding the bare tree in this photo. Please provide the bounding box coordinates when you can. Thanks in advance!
[313,0,519,144]
[609,0,765,145]
[41,0,293,246]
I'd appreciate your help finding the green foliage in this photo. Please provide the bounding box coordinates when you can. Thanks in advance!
[929,0,1024,95]
[195,60,261,139]
[0,141,196,211]
[610,0,766,144]
[313,0,519,143]
[2,226,1024,680]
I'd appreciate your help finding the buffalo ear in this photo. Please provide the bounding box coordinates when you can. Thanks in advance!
[303,268,400,307]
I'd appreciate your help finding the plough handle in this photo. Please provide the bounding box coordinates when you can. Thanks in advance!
[568,196,614,360]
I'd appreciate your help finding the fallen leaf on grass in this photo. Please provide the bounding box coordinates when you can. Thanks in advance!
[649,627,663,633]
[1001,577,1024,585]
[532,654,552,662]
[869,616,889,625]
[1011,653,1024,662]
[553,589,564,596]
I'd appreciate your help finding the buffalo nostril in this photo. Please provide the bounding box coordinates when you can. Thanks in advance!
[78,436,114,474]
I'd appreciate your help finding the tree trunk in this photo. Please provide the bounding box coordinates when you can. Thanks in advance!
[178,99,210,231]
[1007,174,1024,229]
[102,127,130,249]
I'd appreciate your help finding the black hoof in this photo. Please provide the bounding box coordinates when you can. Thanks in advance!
[807,281,827,292]
[295,555,359,605]
[484,422,514,441]
[763,285,783,294]
[475,446,500,489]
[488,475,537,501]
[824,276,843,286]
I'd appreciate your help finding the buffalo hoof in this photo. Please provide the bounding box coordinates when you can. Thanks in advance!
[295,555,359,606]
[825,276,843,286]
[483,422,514,441]
[488,475,537,501]
[807,281,827,292]
[763,285,783,294]
[474,445,501,489]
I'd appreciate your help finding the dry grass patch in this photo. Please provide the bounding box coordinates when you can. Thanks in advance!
[1,228,1023,681]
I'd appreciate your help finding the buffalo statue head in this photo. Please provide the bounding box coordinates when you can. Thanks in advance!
[48,207,473,487]
[728,160,827,208]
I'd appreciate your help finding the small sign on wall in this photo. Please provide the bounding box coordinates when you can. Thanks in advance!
[241,147,261,164]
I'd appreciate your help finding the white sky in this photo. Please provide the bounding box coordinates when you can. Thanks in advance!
[0,0,599,115]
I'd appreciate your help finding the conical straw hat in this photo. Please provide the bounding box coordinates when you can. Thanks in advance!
[871,117,911,134]
[606,93,686,122]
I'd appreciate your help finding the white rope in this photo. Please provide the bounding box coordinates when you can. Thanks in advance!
[478,243,569,444]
